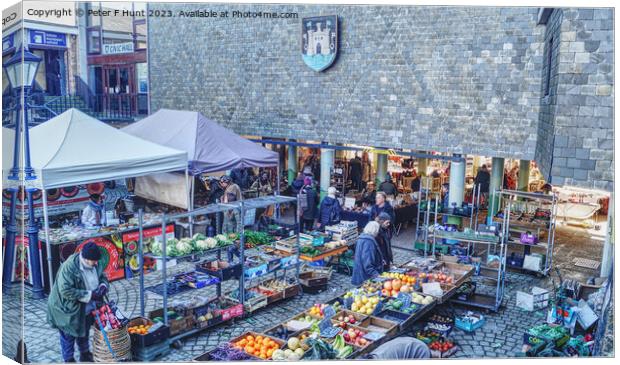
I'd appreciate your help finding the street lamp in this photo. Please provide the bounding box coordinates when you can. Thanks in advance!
[2,47,44,299]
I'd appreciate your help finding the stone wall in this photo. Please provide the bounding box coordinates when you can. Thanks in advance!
[148,4,614,191]
[548,8,614,191]
[148,4,544,160]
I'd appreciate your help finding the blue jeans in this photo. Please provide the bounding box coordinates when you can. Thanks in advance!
[59,330,89,361]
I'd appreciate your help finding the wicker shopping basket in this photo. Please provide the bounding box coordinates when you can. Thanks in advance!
[92,324,132,362]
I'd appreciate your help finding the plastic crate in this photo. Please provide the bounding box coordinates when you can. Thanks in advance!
[128,317,170,348]
[244,263,268,279]
[148,308,194,336]
[455,315,485,333]
[195,260,242,281]
[516,287,550,311]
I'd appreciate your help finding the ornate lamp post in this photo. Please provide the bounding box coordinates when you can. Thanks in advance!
[2,47,44,299]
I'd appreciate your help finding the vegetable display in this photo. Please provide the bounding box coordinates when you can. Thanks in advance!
[332,334,354,359]
[303,337,337,360]
[245,231,273,247]
[209,343,253,361]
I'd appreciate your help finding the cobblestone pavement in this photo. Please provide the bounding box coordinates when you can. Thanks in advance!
[2,221,613,362]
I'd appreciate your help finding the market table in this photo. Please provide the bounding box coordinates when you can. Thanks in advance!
[340,210,370,229]
[38,214,172,292]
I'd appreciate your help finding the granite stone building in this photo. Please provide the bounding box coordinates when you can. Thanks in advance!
[147,4,613,191]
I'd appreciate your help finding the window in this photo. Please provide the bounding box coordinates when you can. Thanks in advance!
[87,27,102,54]
[544,37,553,97]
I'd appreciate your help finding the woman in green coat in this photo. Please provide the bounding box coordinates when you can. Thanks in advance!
[47,242,109,362]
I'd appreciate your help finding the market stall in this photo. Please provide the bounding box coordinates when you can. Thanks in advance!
[14,109,189,288]
[122,109,279,213]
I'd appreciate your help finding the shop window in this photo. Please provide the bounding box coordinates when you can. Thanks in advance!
[544,37,553,97]
[88,27,102,54]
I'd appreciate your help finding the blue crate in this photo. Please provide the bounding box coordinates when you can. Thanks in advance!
[455,316,486,333]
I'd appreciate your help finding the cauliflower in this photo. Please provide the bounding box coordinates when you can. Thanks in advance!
[215,234,228,242]
[205,237,218,249]
[195,239,210,251]
[176,238,194,255]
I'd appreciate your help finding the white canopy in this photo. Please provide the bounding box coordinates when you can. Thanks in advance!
[22,109,188,189]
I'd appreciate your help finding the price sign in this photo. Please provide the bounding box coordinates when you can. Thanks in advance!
[319,318,340,338]
[323,305,336,319]
[397,292,412,309]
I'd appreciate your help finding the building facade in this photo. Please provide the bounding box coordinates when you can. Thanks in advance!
[147,4,613,191]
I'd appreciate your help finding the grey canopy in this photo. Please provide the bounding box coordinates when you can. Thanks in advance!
[123,109,278,175]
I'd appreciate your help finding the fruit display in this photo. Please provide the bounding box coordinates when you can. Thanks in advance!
[415,329,443,343]
[207,343,253,361]
[429,338,456,357]
[359,280,383,295]
[300,246,322,257]
[128,323,152,335]
[380,278,414,297]
[426,314,454,333]
[308,301,341,318]
[412,292,435,306]
[233,334,282,360]
[332,334,355,359]
[350,295,381,315]
[416,271,455,285]
[333,311,364,326]
[341,327,370,348]
[384,298,419,315]
[381,271,417,285]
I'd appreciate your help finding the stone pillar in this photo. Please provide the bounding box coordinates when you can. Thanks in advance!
[320,148,334,200]
[447,156,466,225]
[417,156,428,177]
[487,157,505,220]
[518,160,530,192]
[375,153,388,186]
[472,156,481,177]
[287,141,297,185]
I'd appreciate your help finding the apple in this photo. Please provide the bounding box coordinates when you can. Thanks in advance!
[338,316,344,322]
[343,333,350,341]
[349,317,356,324]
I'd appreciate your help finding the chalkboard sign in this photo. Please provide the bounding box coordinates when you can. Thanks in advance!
[319,318,340,338]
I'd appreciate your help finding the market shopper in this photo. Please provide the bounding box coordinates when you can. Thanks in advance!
[47,242,109,363]
[375,212,394,271]
[291,172,305,195]
[370,192,395,223]
[361,181,377,205]
[220,175,242,202]
[318,186,342,229]
[351,221,385,286]
[378,174,398,197]
[349,154,363,190]
[474,164,491,202]
[81,194,104,227]
[299,177,319,232]
[363,337,431,359]
[361,152,372,188]
[251,171,273,197]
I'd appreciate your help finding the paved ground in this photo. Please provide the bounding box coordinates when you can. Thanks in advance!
[2,216,613,362]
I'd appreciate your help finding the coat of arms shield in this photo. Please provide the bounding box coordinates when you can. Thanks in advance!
[301,15,338,72]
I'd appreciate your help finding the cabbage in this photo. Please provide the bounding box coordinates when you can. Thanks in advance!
[176,238,194,255]
[166,238,179,256]
[193,233,207,241]
[215,234,228,242]
[150,240,163,256]
[288,337,301,351]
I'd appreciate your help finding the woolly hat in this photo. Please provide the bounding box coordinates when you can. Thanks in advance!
[81,241,101,261]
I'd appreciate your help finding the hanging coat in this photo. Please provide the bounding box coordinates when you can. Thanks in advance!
[47,253,109,338]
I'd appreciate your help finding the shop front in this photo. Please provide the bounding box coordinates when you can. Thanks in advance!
[27,29,68,96]
[88,47,147,116]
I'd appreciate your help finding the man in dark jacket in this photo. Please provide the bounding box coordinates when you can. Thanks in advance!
[352,221,385,286]
[375,212,394,270]
[370,192,395,223]
[47,242,109,363]
[474,164,491,194]
[291,172,305,195]
[378,174,398,196]
[319,186,342,229]
[348,154,363,190]
[299,177,319,232]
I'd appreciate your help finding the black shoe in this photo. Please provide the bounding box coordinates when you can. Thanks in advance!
[65,358,76,363]
[79,352,94,362]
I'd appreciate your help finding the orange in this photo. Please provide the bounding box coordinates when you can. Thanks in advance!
[256,335,263,342]
[267,349,274,357]
[239,339,247,346]
[246,335,254,341]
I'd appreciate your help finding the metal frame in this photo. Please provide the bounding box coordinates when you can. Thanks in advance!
[137,195,300,336]
[496,189,558,276]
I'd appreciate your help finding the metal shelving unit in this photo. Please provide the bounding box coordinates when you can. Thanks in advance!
[494,189,558,276]
[136,195,300,341]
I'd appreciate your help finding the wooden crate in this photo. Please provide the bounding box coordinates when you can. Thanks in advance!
[148,309,194,336]
[357,316,398,337]
[228,331,285,360]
